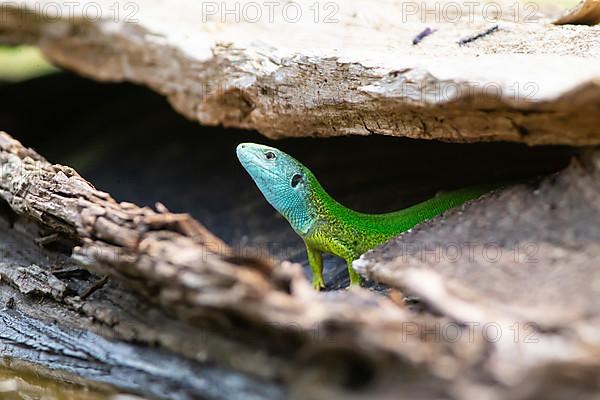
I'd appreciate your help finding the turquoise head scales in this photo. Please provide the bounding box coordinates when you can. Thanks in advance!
[236,143,315,234]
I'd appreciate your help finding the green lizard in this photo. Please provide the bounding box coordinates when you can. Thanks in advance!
[237,143,499,290]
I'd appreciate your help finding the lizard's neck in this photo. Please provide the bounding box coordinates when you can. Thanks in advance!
[282,174,336,236]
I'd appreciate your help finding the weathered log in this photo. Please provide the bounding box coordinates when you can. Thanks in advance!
[0,74,599,399]
[0,0,599,145]
[355,147,600,386]
[0,202,287,399]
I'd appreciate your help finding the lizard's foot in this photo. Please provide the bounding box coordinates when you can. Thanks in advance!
[348,265,362,287]
[312,276,325,291]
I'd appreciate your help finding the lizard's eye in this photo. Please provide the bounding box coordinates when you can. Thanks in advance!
[265,151,276,160]
[291,174,302,188]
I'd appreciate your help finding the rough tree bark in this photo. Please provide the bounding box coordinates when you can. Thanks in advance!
[0,0,599,145]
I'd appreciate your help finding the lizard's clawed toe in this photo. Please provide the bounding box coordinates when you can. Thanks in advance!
[312,279,325,291]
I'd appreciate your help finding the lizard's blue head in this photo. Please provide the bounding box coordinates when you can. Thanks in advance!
[236,143,314,234]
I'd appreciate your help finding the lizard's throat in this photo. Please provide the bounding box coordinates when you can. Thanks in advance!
[247,168,318,235]
[283,205,314,235]
[248,175,314,234]
[279,178,327,236]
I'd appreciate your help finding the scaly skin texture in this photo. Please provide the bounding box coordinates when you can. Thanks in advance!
[237,143,498,290]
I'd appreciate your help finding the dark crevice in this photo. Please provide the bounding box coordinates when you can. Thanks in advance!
[0,197,17,227]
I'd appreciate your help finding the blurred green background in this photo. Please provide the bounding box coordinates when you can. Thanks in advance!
[0,46,57,82]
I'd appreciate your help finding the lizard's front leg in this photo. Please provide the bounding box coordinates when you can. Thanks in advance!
[306,244,325,290]
[346,259,362,287]
[328,237,362,288]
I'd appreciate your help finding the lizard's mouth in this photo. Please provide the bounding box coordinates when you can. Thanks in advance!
[236,144,283,186]
[236,144,262,170]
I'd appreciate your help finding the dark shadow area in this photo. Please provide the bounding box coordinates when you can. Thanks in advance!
[0,73,576,290]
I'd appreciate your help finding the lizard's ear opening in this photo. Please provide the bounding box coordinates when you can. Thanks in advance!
[291,173,303,188]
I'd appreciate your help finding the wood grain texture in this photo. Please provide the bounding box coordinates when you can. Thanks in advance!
[0,0,599,145]
[356,148,600,387]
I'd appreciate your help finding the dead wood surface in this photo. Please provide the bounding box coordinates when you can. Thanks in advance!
[356,148,600,387]
[0,216,285,400]
[0,75,598,399]
[0,0,599,145]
